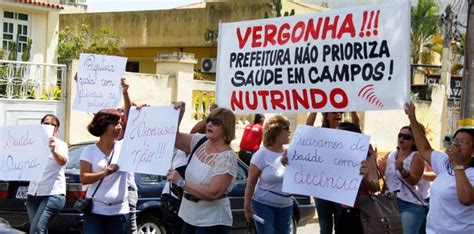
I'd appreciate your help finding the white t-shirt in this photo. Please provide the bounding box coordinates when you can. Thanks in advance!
[28,138,69,196]
[251,147,293,208]
[426,150,474,234]
[80,143,129,215]
[178,134,237,227]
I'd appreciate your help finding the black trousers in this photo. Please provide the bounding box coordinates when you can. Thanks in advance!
[336,207,363,234]
[238,150,255,165]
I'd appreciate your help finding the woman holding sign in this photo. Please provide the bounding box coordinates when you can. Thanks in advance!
[167,102,237,234]
[26,114,69,234]
[79,79,132,234]
[405,102,474,233]
[377,125,426,234]
[244,115,293,234]
[306,112,359,234]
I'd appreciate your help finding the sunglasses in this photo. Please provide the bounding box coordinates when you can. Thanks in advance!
[282,126,290,131]
[206,118,223,126]
[398,133,412,141]
[42,122,57,128]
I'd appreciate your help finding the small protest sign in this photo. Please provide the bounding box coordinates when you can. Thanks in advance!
[73,53,127,113]
[282,125,370,206]
[116,106,179,175]
[0,125,53,181]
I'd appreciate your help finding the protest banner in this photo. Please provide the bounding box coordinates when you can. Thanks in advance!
[0,125,53,181]
[216,1,410,114]
[282,125,370,206]
[115,106,179,175]
[73,53,127,113]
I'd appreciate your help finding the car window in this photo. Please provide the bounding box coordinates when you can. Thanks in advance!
[236,161,247,181]
[66,144,90,170]
[139,174,164,184]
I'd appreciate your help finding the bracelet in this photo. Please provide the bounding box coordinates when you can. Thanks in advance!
[453,164,465,171]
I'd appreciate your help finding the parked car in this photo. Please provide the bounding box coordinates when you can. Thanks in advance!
[0,142,315,233]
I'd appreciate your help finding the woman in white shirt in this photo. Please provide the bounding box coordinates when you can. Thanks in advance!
[79,79,132,234]
[406,102,474,234]
[244,115,293,234]
[166,102,237,234]
[26,114,69,234]
[377,125,426,234]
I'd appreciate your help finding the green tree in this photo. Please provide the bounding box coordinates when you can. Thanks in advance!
[58,23,124,64]
[411,0,442,64]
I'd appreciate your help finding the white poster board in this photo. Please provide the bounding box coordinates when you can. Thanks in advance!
[282,125,370,206]
[73,53,127,113]
[115,106,179,175]
[0,125,53,181]
[216,1,410,113]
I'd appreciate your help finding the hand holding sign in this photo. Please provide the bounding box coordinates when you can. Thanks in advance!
[282,125,370,206]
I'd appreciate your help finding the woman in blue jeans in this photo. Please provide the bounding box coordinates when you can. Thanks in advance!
[26,114,69,234]
[378,126,426,233]
[306,112,360,234]
[244,115,293,234]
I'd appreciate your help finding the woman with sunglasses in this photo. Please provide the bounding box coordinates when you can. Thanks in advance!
[244,115,292,234]
[167,102,237,234]
[377,125,426,233]
[79,79,132,233]
[26,114,68,234]
[305,111,359,234]
[405,102,474,233]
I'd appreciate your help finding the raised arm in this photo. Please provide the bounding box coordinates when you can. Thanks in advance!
[405,102,433,165]
[118,78,131,140]
[174,101,193,154]
[306,112,317,126]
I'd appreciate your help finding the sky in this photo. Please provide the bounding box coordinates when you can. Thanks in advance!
[86,0,202,12]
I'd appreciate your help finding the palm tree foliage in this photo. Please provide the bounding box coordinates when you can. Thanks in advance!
[411,0,442,64]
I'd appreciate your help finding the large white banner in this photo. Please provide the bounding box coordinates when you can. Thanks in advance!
[282,125,370,206]
[115,106,179,175]
[73,53,127,113]
[0,125,53,181]
[216,1,410,114]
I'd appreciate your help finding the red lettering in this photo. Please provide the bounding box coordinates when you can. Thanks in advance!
[236,27,252,49]
[270,90,286,110]
[304,18,323,41]
[230,91,244,111]
[245,91,258,110]
[291,21,306,43]
[309,89,327,109]
[330,88,349,109]
[251,25,263,48]
[292,89,309,110]
[264,24,277,47]
[277,23,291,45]
[322,15,339,39]
[257,90,270,110]
[338,14,356,38]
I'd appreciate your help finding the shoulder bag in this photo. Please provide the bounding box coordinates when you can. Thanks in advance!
[161,137,207,225]
[74,149,115,214]
[358,168,403,234]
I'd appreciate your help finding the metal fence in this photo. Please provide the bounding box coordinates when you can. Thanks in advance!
[0,60,66,100]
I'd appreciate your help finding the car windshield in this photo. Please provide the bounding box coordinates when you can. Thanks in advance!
[66,143,92,170]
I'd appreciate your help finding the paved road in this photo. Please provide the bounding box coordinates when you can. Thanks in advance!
[298,221,320,234]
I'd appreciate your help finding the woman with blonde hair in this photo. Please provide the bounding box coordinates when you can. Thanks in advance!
[244,115,293,234]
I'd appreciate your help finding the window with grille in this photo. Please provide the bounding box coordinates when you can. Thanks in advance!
[2,11,30,55]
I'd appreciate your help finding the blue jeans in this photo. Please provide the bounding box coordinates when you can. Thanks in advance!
[181,222,230,234]
[251,200,293,234]
[26,194,65,234]
[316,198,341,234]
[84,213,130,234]
[397,198,425,234]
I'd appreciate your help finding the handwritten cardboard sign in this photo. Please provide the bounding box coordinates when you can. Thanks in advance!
[73,53,127,113]
[282,125,370,206]
[115,106,179,175]
[216,1,410,113]
[0,125,53,181]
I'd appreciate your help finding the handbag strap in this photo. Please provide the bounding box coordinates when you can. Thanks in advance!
[186,136,208,167]
[376,166,389,194]
[398,177,425,206]
[90,148,115,198]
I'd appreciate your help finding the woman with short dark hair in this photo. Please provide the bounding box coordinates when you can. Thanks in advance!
[26,114,68,234]
[79,79,131,234]
[244,115,293,234]
[166,102,237,234]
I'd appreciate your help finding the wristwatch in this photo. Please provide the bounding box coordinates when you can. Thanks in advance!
[453,165,465,170]
[176,178,186,188]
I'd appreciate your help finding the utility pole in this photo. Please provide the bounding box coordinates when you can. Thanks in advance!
[461,1,474,127]
[439,4,454,143]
